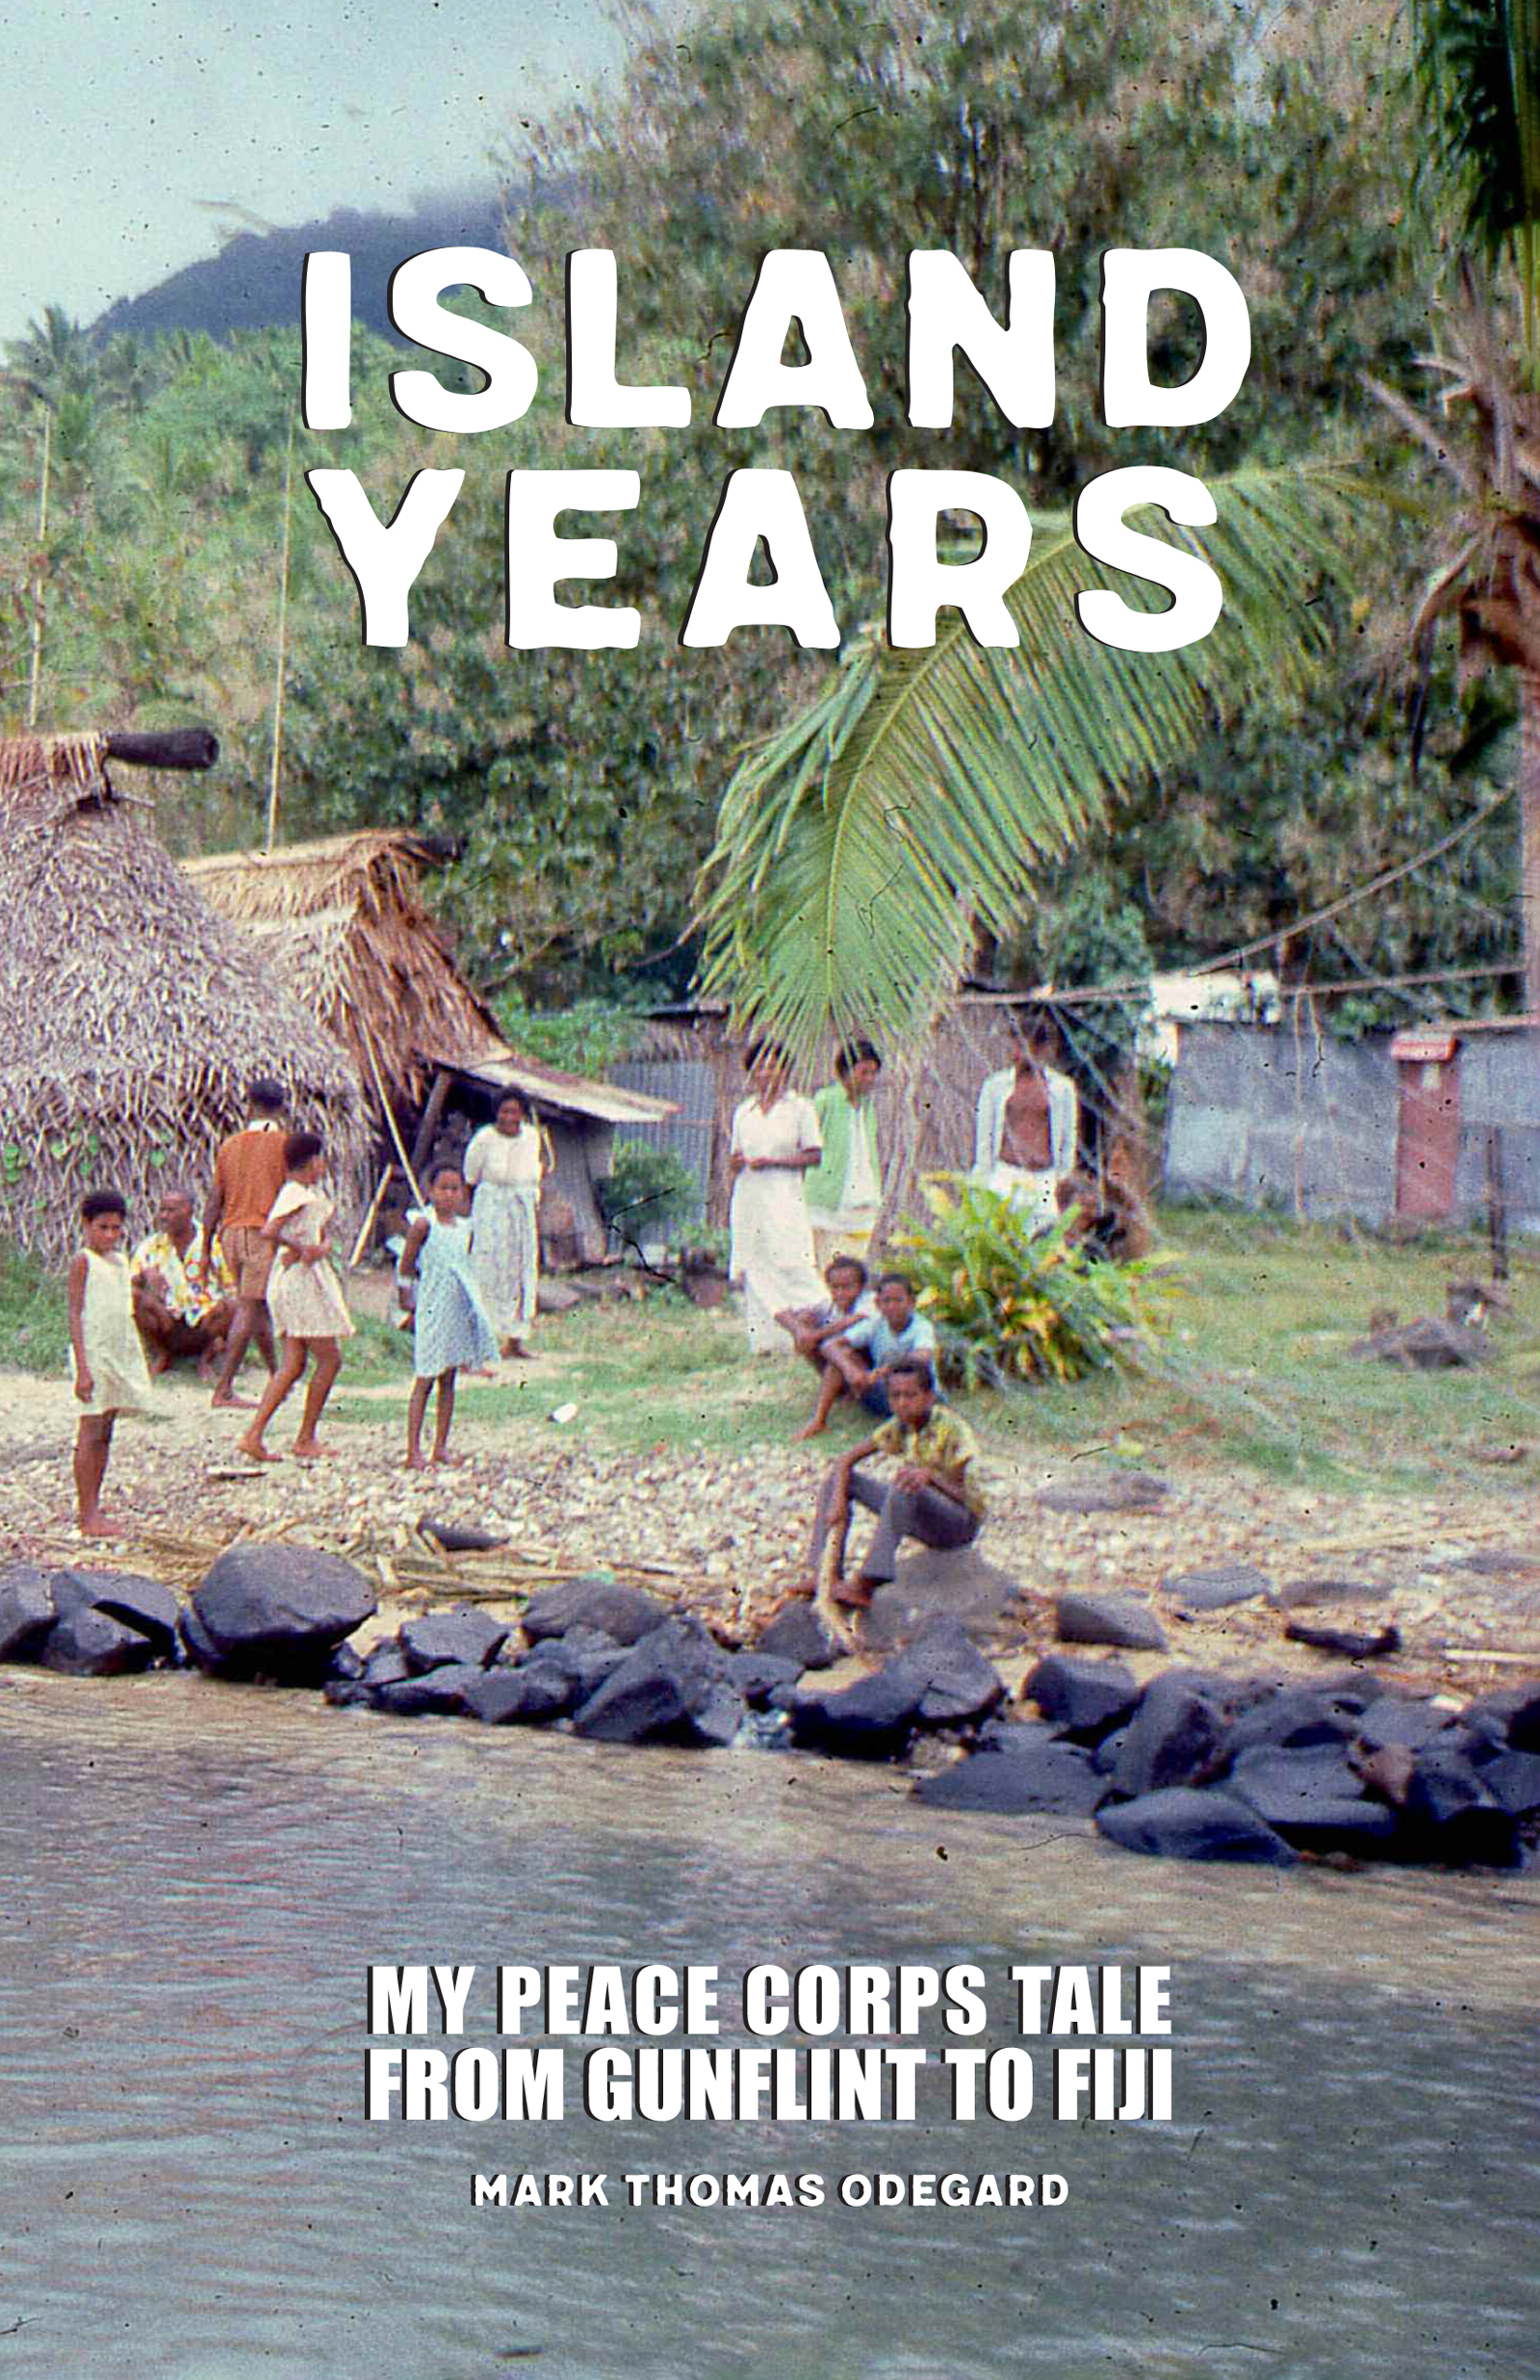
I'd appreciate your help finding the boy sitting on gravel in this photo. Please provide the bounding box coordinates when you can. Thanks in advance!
[805,1357,984,1637]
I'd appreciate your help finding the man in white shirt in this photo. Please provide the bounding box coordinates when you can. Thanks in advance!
[972,1020,1079,1229]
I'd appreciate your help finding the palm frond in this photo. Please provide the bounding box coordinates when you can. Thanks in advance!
[695,460,1374,1057]
[1412,0,1540,357]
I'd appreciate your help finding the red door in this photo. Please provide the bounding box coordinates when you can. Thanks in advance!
[1392,1031,1460,1220]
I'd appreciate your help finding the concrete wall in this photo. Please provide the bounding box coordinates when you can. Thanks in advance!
[1165,1022,1540,1225]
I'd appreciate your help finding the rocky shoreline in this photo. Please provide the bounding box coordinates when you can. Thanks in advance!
[4,1545,1537,1874]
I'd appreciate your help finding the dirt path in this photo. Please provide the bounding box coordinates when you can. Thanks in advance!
[4,1364,1537,1699]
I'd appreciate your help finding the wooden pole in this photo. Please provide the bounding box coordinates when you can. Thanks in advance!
[25,408,50,730]
[265,414,295,855]
[1486,1125,1508,1282]
[408,1067,454,1179]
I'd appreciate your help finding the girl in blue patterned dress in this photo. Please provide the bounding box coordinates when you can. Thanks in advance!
[398,1166,499,1468]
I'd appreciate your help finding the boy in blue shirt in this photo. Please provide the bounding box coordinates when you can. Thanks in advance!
[793,1269,937,1438]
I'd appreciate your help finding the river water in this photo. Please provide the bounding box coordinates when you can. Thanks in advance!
[1,1668,1535,2380]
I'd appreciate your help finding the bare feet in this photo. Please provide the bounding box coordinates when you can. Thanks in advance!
[429,1450,466,1467]
[78,1515,123,1539]
[291,1438,332,1462]
[403,1453,429,1471]
[792,1419,827,1442]
[830,1574,876,1610]
[212,1391,258,1411]
[500,1338,532,1359]
[238,1436,281,1463]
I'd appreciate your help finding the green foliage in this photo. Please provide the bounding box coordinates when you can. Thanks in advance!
[597,1138,703,1240]
[492,992,651,1074]
[892,1175,1171,1389]
[0,1237,70,1373]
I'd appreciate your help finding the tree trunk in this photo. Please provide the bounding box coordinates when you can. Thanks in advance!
[1524,672,1540,1019]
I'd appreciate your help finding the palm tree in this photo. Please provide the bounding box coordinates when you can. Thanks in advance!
[1368,0,1540,1009]
[694,462,1365,1055]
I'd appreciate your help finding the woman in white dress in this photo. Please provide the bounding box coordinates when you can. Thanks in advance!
[728,1042,826,1354]
[238,1133,354,1464]
[463,1092,547,1358]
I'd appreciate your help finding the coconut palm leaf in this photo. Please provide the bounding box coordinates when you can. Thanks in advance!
[695,459,1374,1057]
[1412,0,1540,357]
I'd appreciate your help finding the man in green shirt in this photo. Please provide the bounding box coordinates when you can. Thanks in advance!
[806,1358,985,1627]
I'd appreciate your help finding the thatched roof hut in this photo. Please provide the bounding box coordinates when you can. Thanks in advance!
[0,734,368,1265]
[183,829,505,1104]
[186,828,678,1263]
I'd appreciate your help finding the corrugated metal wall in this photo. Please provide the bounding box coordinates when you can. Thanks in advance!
[607,1060,717,1205]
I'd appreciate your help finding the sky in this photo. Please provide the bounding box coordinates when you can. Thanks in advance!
[0,0,630,347]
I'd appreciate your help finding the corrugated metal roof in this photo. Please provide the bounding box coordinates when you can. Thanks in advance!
[443,1044,677,1125]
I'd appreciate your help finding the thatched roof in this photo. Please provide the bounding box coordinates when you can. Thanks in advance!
[186,830,677,1129]
[0,735,368,1264]
[184,829,506,1103]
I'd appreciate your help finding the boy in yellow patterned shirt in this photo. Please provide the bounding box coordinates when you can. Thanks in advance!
[807,1358,984,1621]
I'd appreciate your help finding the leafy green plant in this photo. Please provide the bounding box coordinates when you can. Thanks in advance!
[597,1139,703,1243]
[893,1176,1172,1389]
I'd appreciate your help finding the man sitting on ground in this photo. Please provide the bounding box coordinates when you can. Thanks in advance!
[794,1268,937,1439]
[805,1357,985,1629]
[131,1188,237,1383]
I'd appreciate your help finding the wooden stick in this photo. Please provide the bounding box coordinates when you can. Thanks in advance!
[348,1167,396,1268]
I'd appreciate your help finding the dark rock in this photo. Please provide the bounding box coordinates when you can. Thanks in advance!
[1112,1674,1227,1798]
[686,1686,750,1749]
[1284,1621,1400,1660]
[572,1617,724,1745]
[1056,1593,1168,1653]
[1271,1576,1391,1610]
[1506,1690,1540,1753]
[1227,1745,1405,1855]
[60,1570,183,1656]
[860,1544,1026,1650]
[787,1663,928,1760]
[520,1577,670,1647]
[756,1599,838,1671]
[1162,1564,1270,1612]
[725,1651,804,1707]
[326,1642,367,1684]
[322,1676,371,1708]
[399,1611,508,1674]
[914,1729,1106,1815]
[188,1545,375,1684]
[0,1566,60,1661]
[1478,1750,1540,1816]
[1353,1696,1460,1754]
[1021,1654,1141,1741]
[39,1606,157,1677]
[418,1518,508,1553]
[1037,1468,1169,1515]
[1092,1724,1133,1776]
[891,1615,1006,1726]
[1348,1317,1487,1367]
[359,1642,413,1689]
[521,1626,629,1697]
[177,1600,225,1673]
[1226,1687,1363,1756]
[369,1663,488,1718]
[462,1666,576,1725]
[1096,1787,1297,1865]
[1403,1742,1499,1830]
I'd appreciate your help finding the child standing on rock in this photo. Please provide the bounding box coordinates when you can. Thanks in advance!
[398,1164,498,1469]
[68,1188,154,1538]
[238,1132,353,1465]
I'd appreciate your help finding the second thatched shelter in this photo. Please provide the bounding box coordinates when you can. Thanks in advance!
[0,734,369,1266]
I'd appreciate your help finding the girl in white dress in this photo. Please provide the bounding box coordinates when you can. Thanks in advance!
[238,1133,353,1464]
[67,1189,154,1537]
[728,1042,826,1354]
[463,1091,547,1358]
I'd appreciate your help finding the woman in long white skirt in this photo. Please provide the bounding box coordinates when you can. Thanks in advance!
[728,1043,826,1355]
[463,1092,546,1358]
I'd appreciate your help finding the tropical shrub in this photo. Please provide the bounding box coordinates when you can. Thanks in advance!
[596,1140,703,1244]
[892,1177,1171,1389]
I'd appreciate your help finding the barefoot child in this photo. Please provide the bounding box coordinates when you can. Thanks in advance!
[238,1133,353,1463]
[398,1165,498,1468]
[806,1357,984,1639]
[68,1189,154,1537]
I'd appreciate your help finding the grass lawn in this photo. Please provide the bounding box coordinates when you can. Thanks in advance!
[7,1210,1538,1496]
